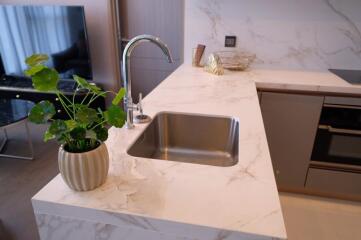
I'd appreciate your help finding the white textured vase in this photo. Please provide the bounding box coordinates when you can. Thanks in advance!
[58,142,109,191]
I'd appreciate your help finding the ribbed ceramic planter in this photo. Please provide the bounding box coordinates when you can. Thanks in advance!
[58,142,109,191]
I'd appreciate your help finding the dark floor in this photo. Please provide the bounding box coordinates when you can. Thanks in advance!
[0,123,59,240]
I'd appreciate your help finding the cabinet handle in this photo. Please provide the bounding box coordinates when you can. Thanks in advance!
[323,104,361,110]
[319,124,361,136]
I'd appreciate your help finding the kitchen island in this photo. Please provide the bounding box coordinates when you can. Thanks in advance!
[32,65,287,240]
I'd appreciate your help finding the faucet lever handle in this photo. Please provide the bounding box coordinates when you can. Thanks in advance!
[134,92,151,124]
[138,93,143,115]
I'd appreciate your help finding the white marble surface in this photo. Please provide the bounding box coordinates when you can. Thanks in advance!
[35,213,196,240]
[185,0,361,71]
[32,65,287,239]
[252,68,361,95]
[35,213,275,240]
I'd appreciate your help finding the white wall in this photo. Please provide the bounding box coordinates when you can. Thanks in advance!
[185,0,361,71]
[0,0,121,97]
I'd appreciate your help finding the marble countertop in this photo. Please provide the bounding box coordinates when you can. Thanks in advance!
[32,65,288,240]
[251,68,361,95]
[32,65,361,239]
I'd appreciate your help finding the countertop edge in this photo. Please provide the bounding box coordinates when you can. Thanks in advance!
[31,197,285,240]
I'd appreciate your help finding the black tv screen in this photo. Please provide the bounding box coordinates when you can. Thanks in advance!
[0,5,92,81]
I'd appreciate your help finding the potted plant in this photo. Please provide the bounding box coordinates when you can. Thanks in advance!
[25,54,126,191]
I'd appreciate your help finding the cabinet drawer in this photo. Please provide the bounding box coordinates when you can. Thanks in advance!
[324,96,361,106]
[306,168,361,197]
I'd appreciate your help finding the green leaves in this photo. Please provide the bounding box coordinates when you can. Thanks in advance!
[65,120,77,131]
[112,88,126,105]
[25,54,48,67]
[32,68,59,92]
[73,75,103,95]
[75,107,99,125]
[49,119,67,135]
[28,101,56,124]
[44,119,68,142]
[108,88,126,129]
[95,127,108,142]
[105,105,126,128]
[25,54,58,92]
[24,54,127,152]
[24,64,46,77]
[73,74,88,87]
[44,130,55,142]
[70,127,86,140]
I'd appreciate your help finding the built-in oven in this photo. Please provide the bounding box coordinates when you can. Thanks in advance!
[311,101,361,171]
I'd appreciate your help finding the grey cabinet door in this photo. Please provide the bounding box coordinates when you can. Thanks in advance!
[120,0,183,100]
[306,168,361,199]
[260,92,324,189]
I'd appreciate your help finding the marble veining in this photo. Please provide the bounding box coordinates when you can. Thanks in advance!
[32,65,288,240]
[35,213,281,240]
[35,213,199,240]
[324,0,361,56]
[32,63,361,240]
[185,0,361,70]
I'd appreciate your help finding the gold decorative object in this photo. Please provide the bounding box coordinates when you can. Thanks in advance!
[204,53,224,75]
[216,51,256,71]
[192,44,206,67]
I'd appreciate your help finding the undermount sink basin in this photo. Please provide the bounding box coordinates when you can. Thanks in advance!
[127,112,239,167]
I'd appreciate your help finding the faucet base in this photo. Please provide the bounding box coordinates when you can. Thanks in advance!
[134,114,152,124]
[125,122,135,129]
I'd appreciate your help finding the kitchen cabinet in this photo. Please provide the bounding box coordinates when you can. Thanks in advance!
[305,95,361,201]
[324,96,361,106]
[260,92,324,190]
[306,168,361,200]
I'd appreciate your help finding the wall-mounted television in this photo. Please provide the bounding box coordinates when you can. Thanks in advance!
[0,5,92,82]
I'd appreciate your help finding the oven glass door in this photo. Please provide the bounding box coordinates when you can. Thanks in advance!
[319,104,361,130]
[312,126,361,166]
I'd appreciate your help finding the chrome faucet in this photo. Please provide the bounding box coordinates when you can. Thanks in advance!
[121,34,173,129]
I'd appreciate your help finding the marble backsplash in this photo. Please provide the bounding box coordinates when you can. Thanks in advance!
[184,0,361,71]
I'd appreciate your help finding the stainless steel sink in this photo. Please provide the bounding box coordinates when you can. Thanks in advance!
[127,112,239,167]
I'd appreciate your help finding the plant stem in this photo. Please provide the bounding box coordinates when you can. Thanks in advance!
[57,91,73,105]
[90,120,107,130]
[72,90,77,119]
[56,93,73,120]
[80,91,90,105]
[87,93,102,107]
[87,91,113,107]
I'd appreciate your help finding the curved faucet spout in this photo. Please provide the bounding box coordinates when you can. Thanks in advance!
[123,35,173,63]
[121,35,173,129]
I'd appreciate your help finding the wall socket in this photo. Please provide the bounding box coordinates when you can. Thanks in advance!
[225,36,236,47]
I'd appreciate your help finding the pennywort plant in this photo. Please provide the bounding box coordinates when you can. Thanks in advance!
[25,54,126,153]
